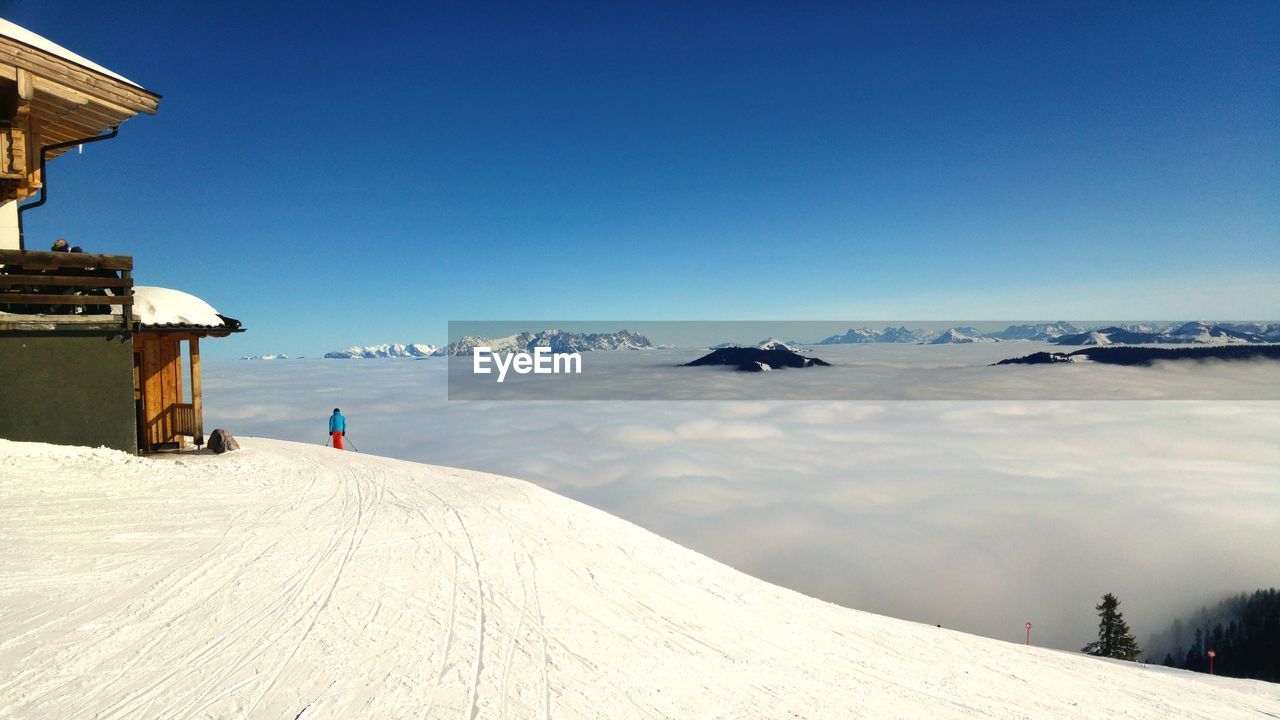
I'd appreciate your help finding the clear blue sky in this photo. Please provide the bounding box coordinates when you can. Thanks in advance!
[4,1,1277,357]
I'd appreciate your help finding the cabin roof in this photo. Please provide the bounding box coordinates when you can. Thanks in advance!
[128,286,243,334]
[0,18,144,90]
[0,17,160,155]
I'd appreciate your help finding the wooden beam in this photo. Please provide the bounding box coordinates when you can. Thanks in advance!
[0,38,159,114]
[15,67,33,102]
[0,274,132,288]
[190,337,203,446]
[142,338,160,450]
[0,317,127,331]
[33,79,137,120]
[0,249,133,270]
[0,293,132,305]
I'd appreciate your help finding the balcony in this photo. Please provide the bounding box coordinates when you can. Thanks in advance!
[0,249,133,332]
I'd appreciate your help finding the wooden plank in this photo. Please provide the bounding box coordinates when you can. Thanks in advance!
[0,39,160,113]
[190,337,203,445]
[0,274,132,287]
[29,100,130,142]
[163,339,181,444]
[0,249,133,270]
[0,293,132,305]
[121,269,132,330]
[142,338,162,448]
[16,67,33,102]
[33,84,133,124]
[0,319,125,332]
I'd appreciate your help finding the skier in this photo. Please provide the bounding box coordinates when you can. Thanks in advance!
[328,408,346,450]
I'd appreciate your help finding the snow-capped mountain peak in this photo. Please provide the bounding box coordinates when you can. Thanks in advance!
[928,327,998,344]
[1052,323,1269,346]
[324,343,443,359]
[991,323,1081,341]
[444,329,654,356]
[754,337,796,351]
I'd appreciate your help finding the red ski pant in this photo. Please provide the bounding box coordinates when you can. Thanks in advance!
[331,431,345,450]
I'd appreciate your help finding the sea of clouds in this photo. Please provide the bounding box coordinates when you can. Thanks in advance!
[203,351,1280,652]
[447,342,1280,400]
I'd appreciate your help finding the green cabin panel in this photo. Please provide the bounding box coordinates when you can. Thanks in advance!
[0,331,138,453]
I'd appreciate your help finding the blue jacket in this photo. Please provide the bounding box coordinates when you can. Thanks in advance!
[329,412,346,433]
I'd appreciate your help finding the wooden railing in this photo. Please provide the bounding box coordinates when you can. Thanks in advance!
[172,402,203,446]
[0,249,133,330]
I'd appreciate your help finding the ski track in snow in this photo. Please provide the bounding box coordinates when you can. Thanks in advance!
[0,437,1277,719]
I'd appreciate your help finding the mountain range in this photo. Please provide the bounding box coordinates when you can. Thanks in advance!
[324,343,443,359]
[815,322,1279,345]
[312,322,1278,359]
[816,323,1079,344]
[443,329,653,356]
[1050,322,1276,346]
[709,337,800,351]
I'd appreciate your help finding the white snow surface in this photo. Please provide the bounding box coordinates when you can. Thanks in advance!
[0,18,141,87]
[1,438,1276,719]
[127,286,225,328]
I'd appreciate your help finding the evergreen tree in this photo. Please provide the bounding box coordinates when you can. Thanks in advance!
[1145,588,1280,681]
[1082,593,1142,661]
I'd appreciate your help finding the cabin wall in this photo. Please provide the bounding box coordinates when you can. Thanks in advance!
[0,201,17,250]
[0,330,137,452]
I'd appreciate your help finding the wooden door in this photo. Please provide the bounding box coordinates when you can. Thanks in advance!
[136,335,184,449]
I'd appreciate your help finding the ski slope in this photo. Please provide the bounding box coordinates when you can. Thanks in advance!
[0,438,1275,719]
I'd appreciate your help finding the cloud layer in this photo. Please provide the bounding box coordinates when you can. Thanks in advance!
[203,358,1280,652]
[447,343,1280,400]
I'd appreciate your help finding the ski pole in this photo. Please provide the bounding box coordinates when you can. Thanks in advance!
[345,436,359,452]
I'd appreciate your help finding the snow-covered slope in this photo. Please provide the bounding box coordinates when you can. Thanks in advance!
[324,343,442,359]
[0,438,1275,719]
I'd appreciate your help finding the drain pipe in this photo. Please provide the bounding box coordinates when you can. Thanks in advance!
[16,125,120,250]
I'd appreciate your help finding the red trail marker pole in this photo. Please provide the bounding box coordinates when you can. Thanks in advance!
[1025,622,1032,645]
[1207,649,1216,675]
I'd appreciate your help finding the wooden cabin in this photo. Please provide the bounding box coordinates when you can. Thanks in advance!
[132,288,242,451]
[0,20,243,454]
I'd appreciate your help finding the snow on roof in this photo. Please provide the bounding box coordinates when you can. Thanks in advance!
[0,17,142,88]
[130,286,226,328]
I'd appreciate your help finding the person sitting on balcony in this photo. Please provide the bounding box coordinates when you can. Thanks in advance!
[53,245,113,315]
[51,238,70,252]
